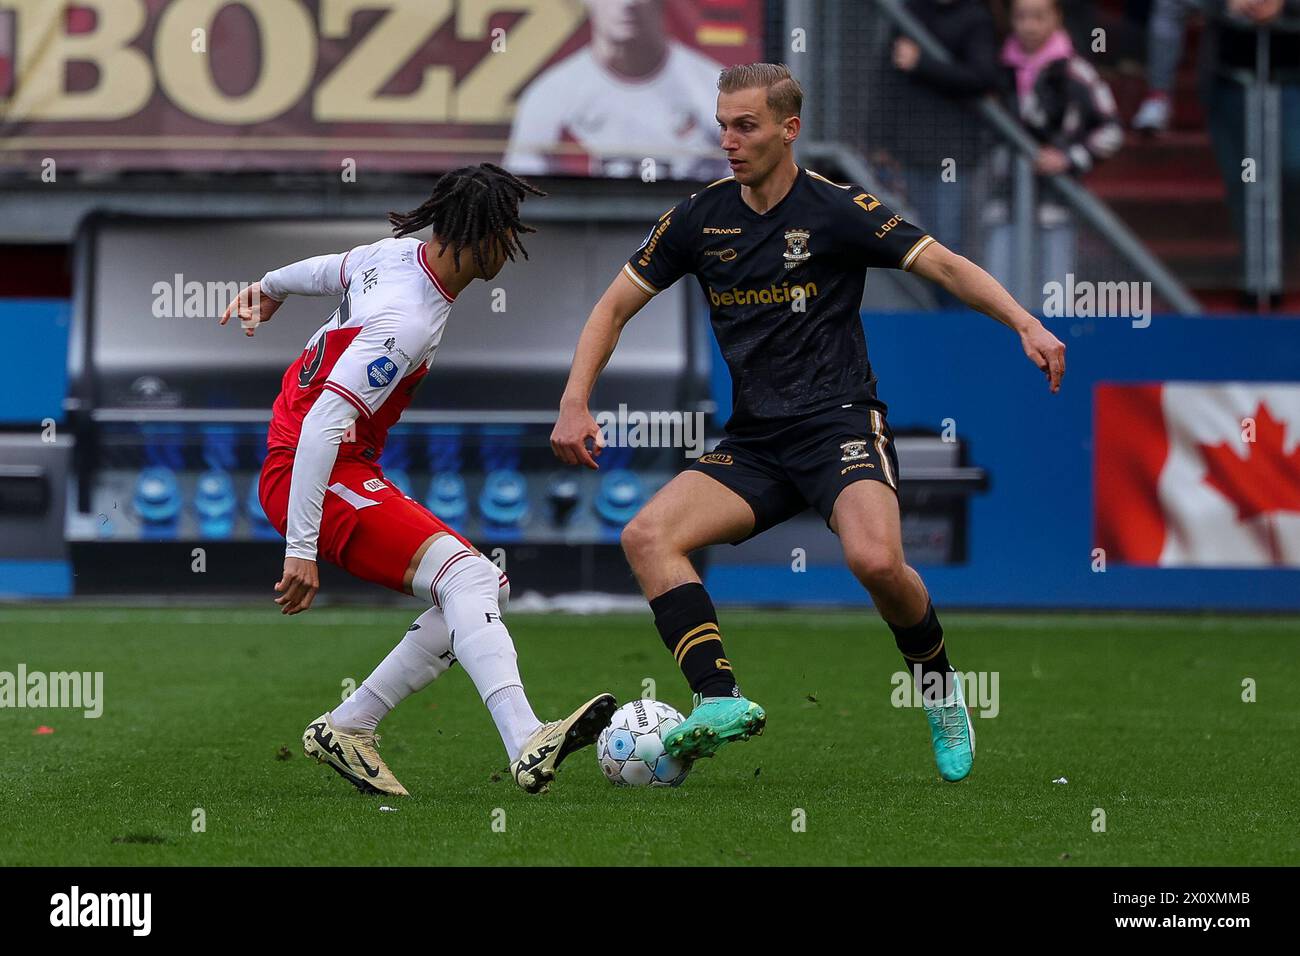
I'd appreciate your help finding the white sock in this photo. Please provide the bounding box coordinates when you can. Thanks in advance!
[331,685,389,732]
[330,570,513,733]
[371,609,455,700]
[484,684,542,763]
[448,620,542,762]
[413,535,541,760]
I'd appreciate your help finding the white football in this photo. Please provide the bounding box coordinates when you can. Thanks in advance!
[596,699,691,788]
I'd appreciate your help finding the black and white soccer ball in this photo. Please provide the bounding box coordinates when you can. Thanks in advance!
[596,699,691,787]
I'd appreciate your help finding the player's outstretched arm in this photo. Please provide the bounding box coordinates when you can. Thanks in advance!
[551,271,653,469]
[910,241,1066,393]
[220,249,356,336]
[219,280,283,337]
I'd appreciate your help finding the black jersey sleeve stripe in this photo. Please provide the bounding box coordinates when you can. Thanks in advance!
[900,235,936,271]
[622,262,660,296]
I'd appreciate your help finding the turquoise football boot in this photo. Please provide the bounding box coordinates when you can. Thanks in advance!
[922,670,975,782]
[663,693,766,759]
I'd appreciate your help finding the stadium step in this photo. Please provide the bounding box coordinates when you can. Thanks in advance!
[1096,193,1232,240]
[1088,131,1221,185]
[1143,238,1244,290]
[1079,12,1264,312]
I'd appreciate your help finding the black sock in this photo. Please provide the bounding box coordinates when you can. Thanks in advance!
[888,602,953,704]
[649,582,738,699]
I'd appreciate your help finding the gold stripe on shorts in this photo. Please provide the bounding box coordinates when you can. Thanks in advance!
[870,409,897,489]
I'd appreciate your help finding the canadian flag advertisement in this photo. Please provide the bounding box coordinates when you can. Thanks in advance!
[1095,383,1300,567]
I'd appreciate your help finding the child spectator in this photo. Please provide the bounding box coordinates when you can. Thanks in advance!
[983,0,1125,292]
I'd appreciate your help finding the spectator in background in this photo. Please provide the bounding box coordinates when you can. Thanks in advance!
[503,0,728,181]
[1200,0,1300,297]
[871,0,1001,256]
[982,0,1124,290]
[1133,0,1201,132]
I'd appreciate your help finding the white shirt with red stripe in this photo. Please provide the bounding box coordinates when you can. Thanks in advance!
[261,236,456,560]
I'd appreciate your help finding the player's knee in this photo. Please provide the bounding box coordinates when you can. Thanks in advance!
[435,551,501,612]
[620,514,663,566]
[845,545,906,591]
[436,548,496,600]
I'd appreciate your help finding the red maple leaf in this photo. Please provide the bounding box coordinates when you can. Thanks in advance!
[1198,402,1300,522]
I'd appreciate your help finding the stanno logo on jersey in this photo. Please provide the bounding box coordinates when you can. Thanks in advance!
[698,452,733,465]
[367,357,397,388]
[704,248,738,261]
[840,440,870,462]
[783,229,812,268]
[703,226,742,235]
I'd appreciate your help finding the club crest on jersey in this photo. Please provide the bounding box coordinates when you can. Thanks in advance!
[367,357,397,388]
[298,333,326,388]
[840,439,869,462]
[783,229,811,268]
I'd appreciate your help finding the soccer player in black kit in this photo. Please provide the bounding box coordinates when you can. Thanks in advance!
[551,63,1065,782]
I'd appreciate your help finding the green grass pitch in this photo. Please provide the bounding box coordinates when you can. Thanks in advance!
[1,606,1296,866]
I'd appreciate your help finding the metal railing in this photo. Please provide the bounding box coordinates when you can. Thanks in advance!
[786,0,1203,314]
[873,0,1202,314]
[1216,10,1300,302]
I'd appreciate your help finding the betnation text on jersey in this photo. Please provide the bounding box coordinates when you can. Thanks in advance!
[707,280,820,308]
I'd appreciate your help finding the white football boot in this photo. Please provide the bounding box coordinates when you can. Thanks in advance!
[511,693,617,794]
[303,712,410,797]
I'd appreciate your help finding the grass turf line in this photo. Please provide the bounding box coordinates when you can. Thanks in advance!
[0,607,1296,866]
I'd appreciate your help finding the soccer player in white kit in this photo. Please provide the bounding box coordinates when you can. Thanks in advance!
[220,164,615,796]
[504,0,729,180]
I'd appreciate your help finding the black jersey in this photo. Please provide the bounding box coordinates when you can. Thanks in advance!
[623,166,934,433]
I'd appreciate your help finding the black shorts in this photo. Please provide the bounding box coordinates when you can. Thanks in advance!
[689,402,899,543]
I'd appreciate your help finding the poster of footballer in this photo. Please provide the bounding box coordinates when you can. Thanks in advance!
[0,0,1294,937]
[0,0,759,176]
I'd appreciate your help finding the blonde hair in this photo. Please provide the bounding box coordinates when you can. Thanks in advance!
[717,62,803,120]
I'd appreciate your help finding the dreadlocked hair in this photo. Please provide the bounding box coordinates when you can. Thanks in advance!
[388,163,546,275]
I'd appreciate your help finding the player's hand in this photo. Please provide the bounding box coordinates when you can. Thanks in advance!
[550,401,605,470]
[275,556,319,615]
[1230,0,1282,22]
[1020,321,1066,393]
[892,37,921,72]
[220,281,283,337]
[1034,146,1071,176]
